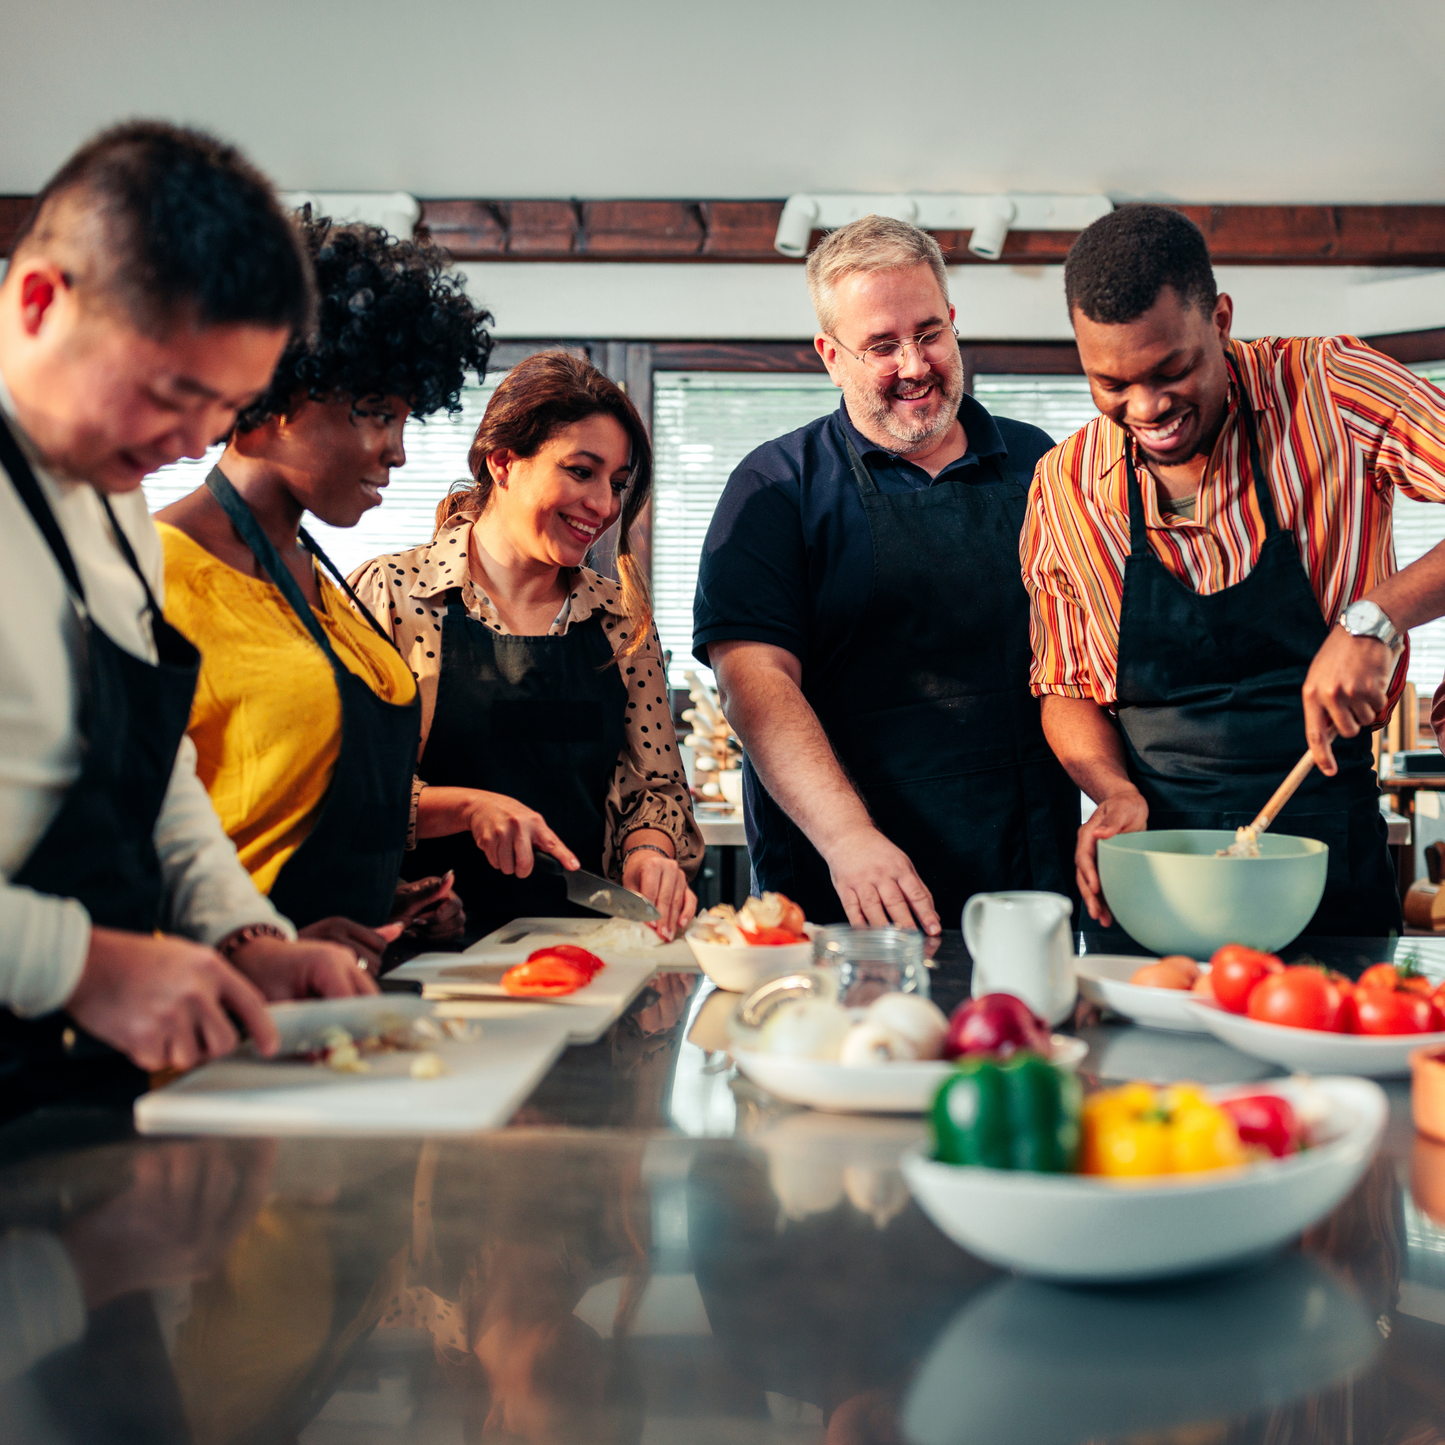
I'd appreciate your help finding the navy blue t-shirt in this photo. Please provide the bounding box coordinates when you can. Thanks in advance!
[693,392,1055,696]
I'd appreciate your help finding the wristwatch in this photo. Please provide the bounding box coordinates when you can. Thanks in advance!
[1339,599,1404,651]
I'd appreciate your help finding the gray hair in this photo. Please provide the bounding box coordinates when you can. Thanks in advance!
[804,215,950,335]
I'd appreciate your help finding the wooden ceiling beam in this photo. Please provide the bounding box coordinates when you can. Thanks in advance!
[6,197,1445,266]
[410,201,1445,266]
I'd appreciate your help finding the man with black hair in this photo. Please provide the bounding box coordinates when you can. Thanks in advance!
[0,121,376,1121]
[1023,203,1445,937]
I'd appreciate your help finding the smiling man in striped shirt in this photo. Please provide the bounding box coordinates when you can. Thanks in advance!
[1023,204,1445,938]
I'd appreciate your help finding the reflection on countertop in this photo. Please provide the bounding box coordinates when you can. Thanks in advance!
[3,934,1445,1444]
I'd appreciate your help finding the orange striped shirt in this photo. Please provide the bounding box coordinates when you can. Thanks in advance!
[1021,335,1445,707]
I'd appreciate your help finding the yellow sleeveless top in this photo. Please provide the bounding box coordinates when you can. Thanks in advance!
[159,523,417,896]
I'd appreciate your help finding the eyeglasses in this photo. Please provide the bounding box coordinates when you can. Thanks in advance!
[830,326,960,374]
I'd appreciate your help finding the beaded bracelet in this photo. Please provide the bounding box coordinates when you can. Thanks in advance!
[216,922,287,961]
[623,842,673,863]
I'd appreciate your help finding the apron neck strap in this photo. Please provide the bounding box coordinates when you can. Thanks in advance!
[841,430,879,497]
[1122,444,1152,558]
[99,495,164,618]
[1122,355,1279,555]
[300,528,403,651]
[0,408,163,618]
[0,408,87,601]
[444,588,469,617]
[204,465,341,664]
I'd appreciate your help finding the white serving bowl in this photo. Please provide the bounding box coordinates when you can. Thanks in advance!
[732,1036,1089,1115]
[1191,999,1445,1077]
[1076,954,1213,1033]
[901,1076,1386,1282]
[685,929,815,992]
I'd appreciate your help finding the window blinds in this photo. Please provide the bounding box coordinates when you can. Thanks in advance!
[970,374,1097,444]
[140,378,501,580]
[651,372,840,684]
[1395,364,1445,690]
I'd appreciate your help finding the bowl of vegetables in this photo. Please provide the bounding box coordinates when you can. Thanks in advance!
[730,989,1087,1114]
[1097,830,1327,957]
[686,891,815,991]
[1190,947,1445,1076]
[903,1070,1387,1282]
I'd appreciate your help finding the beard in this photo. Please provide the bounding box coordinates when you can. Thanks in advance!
[844,358,966,454]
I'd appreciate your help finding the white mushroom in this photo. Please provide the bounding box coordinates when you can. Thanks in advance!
[865,992,950,1060]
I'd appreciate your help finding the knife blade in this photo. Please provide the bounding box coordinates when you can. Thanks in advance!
[536,855,661,922]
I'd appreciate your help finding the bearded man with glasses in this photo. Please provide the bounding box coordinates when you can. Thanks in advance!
[693,216,1079,933]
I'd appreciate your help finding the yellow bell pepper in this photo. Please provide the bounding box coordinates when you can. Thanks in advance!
[1082,1081,1247,1177]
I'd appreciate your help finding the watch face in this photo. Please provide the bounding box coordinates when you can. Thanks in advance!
[1344,601,1394,643]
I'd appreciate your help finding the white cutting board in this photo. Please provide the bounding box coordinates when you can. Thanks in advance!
[134,996,570,1136]
[468,916,696,968]
[386,917,693,1044]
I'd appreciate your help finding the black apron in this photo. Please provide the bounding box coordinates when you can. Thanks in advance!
[746,420,1079,929]
[203,468,420,929]
[1113,364,1402,939]
[0,414,201,1120]
[405,589,628,939]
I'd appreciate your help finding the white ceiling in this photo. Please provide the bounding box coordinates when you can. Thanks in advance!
[3,0,1445,201]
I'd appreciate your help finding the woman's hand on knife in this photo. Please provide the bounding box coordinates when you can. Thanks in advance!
[416,786,578,878]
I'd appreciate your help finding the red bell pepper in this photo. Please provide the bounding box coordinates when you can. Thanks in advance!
[1218,1093,1303,1158]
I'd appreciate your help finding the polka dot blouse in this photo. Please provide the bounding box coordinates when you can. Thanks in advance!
[348,517,702,882]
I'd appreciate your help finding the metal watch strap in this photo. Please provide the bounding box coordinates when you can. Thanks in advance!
[1340,602,1402,650]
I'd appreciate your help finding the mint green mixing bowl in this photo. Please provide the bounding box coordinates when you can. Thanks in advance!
[1096,830,1328,957]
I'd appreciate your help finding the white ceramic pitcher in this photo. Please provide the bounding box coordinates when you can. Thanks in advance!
[962,891,1077,1026]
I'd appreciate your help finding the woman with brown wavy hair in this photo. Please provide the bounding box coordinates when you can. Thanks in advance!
[351,351,700,940]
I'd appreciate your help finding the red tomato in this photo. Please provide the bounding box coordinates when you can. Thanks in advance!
[1246,966,1347,1032]
[741,925,806,946]
[1357,963,1432,997]
[1353,987,1439,1036]
[531,944,605,977]
[1356,963,1398,992]
[1210,944,1283,1014]
[502,958,590,996]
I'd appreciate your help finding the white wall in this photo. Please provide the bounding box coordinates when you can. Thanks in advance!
[3,0,1445,202]
[460,262,1445,342]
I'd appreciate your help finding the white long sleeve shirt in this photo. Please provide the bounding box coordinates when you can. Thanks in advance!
[0,377,293,1018]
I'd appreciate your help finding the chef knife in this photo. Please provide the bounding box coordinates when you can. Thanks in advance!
[536,854,661,922]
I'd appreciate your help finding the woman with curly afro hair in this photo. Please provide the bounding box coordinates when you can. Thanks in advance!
[156,212,493,969]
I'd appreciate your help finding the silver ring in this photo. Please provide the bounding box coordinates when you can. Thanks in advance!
[356,954,369,971]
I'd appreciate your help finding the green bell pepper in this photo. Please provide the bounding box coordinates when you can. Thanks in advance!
[930,1051,1082,1172]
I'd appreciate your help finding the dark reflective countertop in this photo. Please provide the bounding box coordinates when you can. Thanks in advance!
[4,931,1445,1444]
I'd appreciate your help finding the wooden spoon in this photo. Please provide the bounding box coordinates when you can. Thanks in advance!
[1219,750,1316,857]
